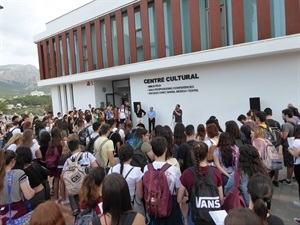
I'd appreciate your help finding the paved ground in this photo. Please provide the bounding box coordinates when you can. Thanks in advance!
[56,166,299,225]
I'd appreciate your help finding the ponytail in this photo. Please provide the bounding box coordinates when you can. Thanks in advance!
[252,198,269,225]
[120,161,124,176]
[193,142,208,187]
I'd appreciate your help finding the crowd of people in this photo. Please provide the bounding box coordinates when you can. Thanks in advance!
[0,102,299,225]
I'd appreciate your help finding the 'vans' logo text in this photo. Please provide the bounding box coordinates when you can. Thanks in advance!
[196,197,220,208]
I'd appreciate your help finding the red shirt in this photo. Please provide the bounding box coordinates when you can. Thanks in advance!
[180,166,223,195]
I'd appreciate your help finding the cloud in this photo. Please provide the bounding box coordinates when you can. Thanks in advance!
[0,0,92,68]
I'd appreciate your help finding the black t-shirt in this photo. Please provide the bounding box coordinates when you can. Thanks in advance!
[173,109,182,123]
[109,131,122,155]
[24,163,50,188]
[266,214,284,225]
[178,140,197,172]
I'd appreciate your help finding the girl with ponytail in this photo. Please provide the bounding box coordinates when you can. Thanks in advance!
[79,167,106,215]
[177,142,224,225]
[108,143,144,215]
[247,174,284,225]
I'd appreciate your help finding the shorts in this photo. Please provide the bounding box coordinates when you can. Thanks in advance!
[282,146,294,168]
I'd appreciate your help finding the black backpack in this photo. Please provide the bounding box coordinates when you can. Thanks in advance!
[86,135,100,154]
[3,128,16,144]
[130,146,149,172]
[79,126,92,147]
[74,208,99,225]
[189,167,221,224]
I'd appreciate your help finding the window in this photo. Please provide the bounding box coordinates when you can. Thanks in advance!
[74,31,80,73]
[244,0,258,42]
[135,7,143,62]
[91,24,98,69]
[66,34,72,74]
[100,20,108,68]
[82,27,88,72]
[53,39,57,77]
[270,0,286,37]
[199,0,208,50]
[148,2,157,59]
[111,16,119,66]
[59,37,65,75]
[224,0,233,46]
[122,12,130,64]
[180,0,191,53]
[47,42,52,77]
[163,0,173,56]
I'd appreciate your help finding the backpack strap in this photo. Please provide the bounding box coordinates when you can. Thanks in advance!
[91,216,101,225]
[124,167,134,180]
[123,211,137,225]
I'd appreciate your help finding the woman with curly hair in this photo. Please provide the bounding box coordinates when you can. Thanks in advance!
[225,144,267,206]
[79,167,106,215]
[177,142,223,225]
[225,120,244,148]
[108,144,144,215]
[213,132,239,186]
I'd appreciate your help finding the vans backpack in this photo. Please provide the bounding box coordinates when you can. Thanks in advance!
[143,163,172,218]
[189,167,221,223]
[86,135,100,154]
[63,152,86,195]
[45,146,60,168]
[74,208,100,225]
[222,170,246,212]
[263,140,283,171]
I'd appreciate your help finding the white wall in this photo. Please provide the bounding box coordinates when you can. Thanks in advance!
[130,51,300,130]
[94,80,113,108]
[51,86,61,115]
[72,81,96,111]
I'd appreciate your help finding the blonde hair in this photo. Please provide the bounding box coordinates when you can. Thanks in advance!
[29,201,65,225]
[252,127,265,140]
[3,133,22,149]
[21,129,34,147]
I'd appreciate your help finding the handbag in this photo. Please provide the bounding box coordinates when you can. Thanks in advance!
[6,170,33,225]
[31,163,51,200]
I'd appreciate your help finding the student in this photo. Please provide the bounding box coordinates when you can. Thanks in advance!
[224,208,263,225]
[144,137,182,225]
[29,201,65,225]
[248,174,284,225]
[95,173,145,225]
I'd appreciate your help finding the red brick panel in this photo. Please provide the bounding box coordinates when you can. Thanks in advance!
[49,38,56,78]
[209,0,222,48]
[128,5,137,63]
[140,0,151,60]
[69,29,77,74]
[257,0,271,40]
[61,32,69,75]
[42,40,49,79]
[231,0,245,44]
[77,26,84,73]
[55,35,62,77]
[85,22,94,71]
[171,0,182,55]
[94,19,103,69]
[105,15,114,67]
[155,0,166,58]
[37,42,45,80]
[116,10,125,65]
[285,0,300,34]
[189,0,201,52]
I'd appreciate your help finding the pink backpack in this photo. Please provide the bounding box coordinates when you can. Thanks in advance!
[46,146,60,168]
[143,163,172,218]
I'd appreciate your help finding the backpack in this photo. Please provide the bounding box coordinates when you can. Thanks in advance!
[45,146,60,168]
[130,147,149,172]
[222,170,246,212]
[79,126,91,147]
[3,128,16,144]
[287,121,298,137]
[207,140,217,162]
[143,163,172,218]
[263,140,283,171]
[63,152,86,195]
[86,135,100,154]
[189,167,221,223]
[260,125,278,147]
[74,208,100,225]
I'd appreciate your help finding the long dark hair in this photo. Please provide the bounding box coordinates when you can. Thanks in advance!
[161,125,175,160]
[102,173,133,225]
[119,144,134,176]
[79,167,106,209]
[193,142,208,187]
[48,127,62,155]
[247,174,273,225]
[14,146,33,170]
[173,123,186,146]
[224,208,263,225]
[225,120,242,143]
[238,145,267,178]
[217,132,234,168]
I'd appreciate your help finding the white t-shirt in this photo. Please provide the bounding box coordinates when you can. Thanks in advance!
[62,152,97,171]
[31,139,40,159]
[143,161,181,195]
[7,144,17,151]
[113,128,125,140]
[292,139,300,165]
[10,127,21,135]
[204,138,218,166]
[108,164,143,199]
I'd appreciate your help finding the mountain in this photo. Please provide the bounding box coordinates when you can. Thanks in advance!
[0,64,50,98]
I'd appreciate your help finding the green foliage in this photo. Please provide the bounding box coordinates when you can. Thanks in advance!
[0,102,8,114]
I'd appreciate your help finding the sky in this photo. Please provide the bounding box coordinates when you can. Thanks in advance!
[0,0,93,69]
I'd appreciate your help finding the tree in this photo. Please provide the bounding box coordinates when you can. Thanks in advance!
[0,102,8,114]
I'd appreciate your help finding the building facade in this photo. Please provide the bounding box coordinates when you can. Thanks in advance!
[34,0,300,128]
